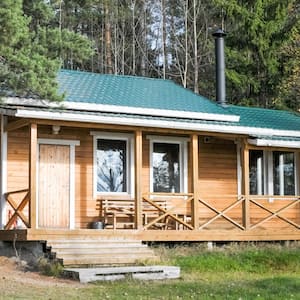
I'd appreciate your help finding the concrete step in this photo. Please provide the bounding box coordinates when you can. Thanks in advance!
[64,266,181,283]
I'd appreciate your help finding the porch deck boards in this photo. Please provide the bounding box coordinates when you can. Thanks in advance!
[0,228,299,242]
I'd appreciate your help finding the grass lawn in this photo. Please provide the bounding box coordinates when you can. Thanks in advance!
[1,243,300,299]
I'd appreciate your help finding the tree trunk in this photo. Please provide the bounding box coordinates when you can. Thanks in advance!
[193,0,199,94]
[105,1,113,74]
[161,0,167,79]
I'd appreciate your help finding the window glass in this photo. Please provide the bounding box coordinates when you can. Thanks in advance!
[273,151,295,195]
[96,139,127,192]
[153,143,180,192]
[249,150,264,195]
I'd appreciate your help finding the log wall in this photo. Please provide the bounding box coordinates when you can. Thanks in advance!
[5,125,300,231]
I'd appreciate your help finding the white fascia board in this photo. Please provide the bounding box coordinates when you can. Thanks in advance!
[248,138,300,149]
[3,96,240,122]
[14,109,300,139]
[63,101,240,122]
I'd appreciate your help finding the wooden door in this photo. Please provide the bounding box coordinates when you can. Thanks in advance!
[38,144,70,228]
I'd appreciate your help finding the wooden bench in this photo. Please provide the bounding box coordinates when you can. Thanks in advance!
[101,199,135,229]
[142,200,168,229]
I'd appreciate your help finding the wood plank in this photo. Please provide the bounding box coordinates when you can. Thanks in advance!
[241,141,250,229]
[29,123,37,229]
[191,134,199,230]
[38,144,70,228]
[134,130,143,229]
[5,119,29,132]
[23,228,300,242]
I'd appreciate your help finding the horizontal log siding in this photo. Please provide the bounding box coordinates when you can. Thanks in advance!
[142,136,150,193]
[198,137,240,227]
[7,129,29,192]
[5,126,299,231]
[198,137,237,201]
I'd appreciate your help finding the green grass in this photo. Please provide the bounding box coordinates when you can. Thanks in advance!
[1,243,300,299]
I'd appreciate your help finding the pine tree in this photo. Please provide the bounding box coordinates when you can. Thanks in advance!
[0,0,93,101]
[213,0,298,108]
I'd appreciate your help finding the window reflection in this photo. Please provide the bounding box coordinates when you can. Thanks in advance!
[97,139,127,192]
[249,150,264,195]
[273,151,295,195]
[153,143,180,192]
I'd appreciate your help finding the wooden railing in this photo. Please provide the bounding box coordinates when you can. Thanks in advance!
[248,196,300,230]
[142,193,194,230]
[198,196,245,230]
[4,189,30,230]
[98,194,299,231]
[197,195,300,231]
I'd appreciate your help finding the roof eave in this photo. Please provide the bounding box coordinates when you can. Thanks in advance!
[14,108,300,139]
[2,96,240,123]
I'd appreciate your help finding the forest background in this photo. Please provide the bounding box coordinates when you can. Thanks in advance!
[1,0,299,111]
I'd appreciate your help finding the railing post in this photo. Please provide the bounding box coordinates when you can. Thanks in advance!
[134,130,143,229]
[191,134,199,230]
[29,123,37,229]
[0,116,7,229]
[241,141,250,230]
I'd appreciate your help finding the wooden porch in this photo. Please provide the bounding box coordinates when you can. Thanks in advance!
[0,119,299,242]
[2,188,299,242]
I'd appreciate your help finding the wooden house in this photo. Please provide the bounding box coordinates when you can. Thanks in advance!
[0,68,299,248]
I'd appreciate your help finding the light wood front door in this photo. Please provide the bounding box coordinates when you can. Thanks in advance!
[38,144,70,228]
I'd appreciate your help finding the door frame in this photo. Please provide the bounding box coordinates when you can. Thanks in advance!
[37,139,80,229]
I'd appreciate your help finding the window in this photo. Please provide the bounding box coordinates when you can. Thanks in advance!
[153,143,180,192]
[273,151,295,196]
[92,133,134,195]
[148,136,188,193]
[249,150,297,196]
[249,150,264,195]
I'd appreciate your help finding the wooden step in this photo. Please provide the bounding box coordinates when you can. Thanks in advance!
[62,255,158,266]
[46,238,158,266]
[50,248,154,255]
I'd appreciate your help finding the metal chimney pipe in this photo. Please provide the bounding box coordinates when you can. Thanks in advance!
[213,29,227,106]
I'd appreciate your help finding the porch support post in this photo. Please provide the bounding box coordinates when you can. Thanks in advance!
[134,129,143,229]
[29,123,37,229]
[241,140,250,230]
[191,134,199,230]
[0,116,7,229]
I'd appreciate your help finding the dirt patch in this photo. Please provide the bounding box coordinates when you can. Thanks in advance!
[0,256,81,289]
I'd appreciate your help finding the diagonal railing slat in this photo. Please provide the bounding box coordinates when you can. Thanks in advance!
[142,193,194,230]
[198,197,245,230]
[249,197,300,230]
[4,189,30,230]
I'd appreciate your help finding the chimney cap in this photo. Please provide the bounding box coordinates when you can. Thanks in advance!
[213,29,227,38]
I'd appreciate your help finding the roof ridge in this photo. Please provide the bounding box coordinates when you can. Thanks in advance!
[59,68,173,83]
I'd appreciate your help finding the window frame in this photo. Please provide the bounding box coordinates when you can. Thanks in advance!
[92,132,134,198]
[248,149,299,196]
[147,135,188,193]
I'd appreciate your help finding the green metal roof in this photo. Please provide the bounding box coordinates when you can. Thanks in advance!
[226,105,300,132]
[57,69,300,133]
[58,69,234,116]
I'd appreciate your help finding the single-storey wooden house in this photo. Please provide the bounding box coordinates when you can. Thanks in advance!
[0,68,299,247]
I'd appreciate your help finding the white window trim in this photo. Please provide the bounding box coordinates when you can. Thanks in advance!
[91,132,134,198]
[147,135,189,193]
[37,139,80,230]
